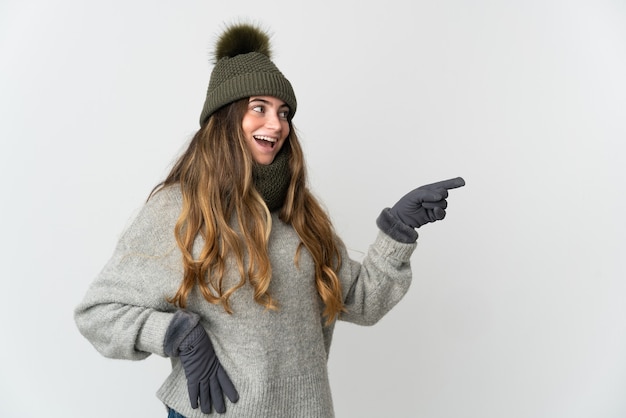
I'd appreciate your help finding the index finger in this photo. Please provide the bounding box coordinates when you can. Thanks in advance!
[422,177,466,191]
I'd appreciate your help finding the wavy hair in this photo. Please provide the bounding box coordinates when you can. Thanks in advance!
[151,99,345,324]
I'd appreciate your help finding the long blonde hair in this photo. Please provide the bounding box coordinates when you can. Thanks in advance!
[152,99,345,324]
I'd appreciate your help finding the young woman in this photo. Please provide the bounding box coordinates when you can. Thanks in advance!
[75,23,465,418]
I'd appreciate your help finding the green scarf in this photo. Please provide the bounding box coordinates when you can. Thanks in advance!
[252,147,291,211]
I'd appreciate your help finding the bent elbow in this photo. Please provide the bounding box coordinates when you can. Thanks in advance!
[74,304,151,361]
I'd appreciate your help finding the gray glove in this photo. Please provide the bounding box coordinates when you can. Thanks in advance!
[179,324,239,414]
[164,311,239,414]
[390,177,465,229]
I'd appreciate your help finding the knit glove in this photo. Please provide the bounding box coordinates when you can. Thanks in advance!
[164,311,239,414]
[390,177,465,229]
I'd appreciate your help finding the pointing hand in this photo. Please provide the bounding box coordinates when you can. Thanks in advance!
[390,177,465,229]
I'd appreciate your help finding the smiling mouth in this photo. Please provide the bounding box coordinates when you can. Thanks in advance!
[254,135,277,148]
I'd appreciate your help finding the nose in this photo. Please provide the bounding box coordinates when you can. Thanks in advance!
[265,111,281,131]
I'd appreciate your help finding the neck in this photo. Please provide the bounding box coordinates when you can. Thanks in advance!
[252,147,291,211]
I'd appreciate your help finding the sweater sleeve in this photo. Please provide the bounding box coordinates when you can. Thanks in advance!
[338,229,417,326]
[74,188,182,360]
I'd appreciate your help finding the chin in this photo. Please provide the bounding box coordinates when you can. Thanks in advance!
[255,156,275,165]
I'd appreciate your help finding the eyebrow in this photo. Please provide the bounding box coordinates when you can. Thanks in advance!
[249,97,289,109]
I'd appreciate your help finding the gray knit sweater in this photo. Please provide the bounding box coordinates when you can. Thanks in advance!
[75,185,417,418]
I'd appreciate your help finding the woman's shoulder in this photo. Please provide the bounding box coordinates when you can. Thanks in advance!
[136,184,182,226]
[116,184,182,253]
[146,184,183,210]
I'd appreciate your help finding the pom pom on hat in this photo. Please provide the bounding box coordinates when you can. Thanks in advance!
[214,23,272,61]
[199,22,296,126]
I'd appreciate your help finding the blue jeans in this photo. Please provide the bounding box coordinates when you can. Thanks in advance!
[167,408,187,418]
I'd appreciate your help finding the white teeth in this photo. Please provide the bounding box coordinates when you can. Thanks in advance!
[254,135,277,143]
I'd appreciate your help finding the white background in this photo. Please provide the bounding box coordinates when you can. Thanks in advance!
[1,0,625,417]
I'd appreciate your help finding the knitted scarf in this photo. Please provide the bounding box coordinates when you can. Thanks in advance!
[252,147,291,212]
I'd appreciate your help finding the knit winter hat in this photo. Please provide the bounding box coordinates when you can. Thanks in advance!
[199,23,297,126]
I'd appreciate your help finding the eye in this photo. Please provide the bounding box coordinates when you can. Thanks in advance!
[278,109,290,120]
[251,105,264,113]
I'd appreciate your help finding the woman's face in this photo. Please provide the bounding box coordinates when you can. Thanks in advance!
[241,96,291,165]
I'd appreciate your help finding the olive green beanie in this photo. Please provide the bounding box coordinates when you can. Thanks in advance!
[199,23,297,126]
